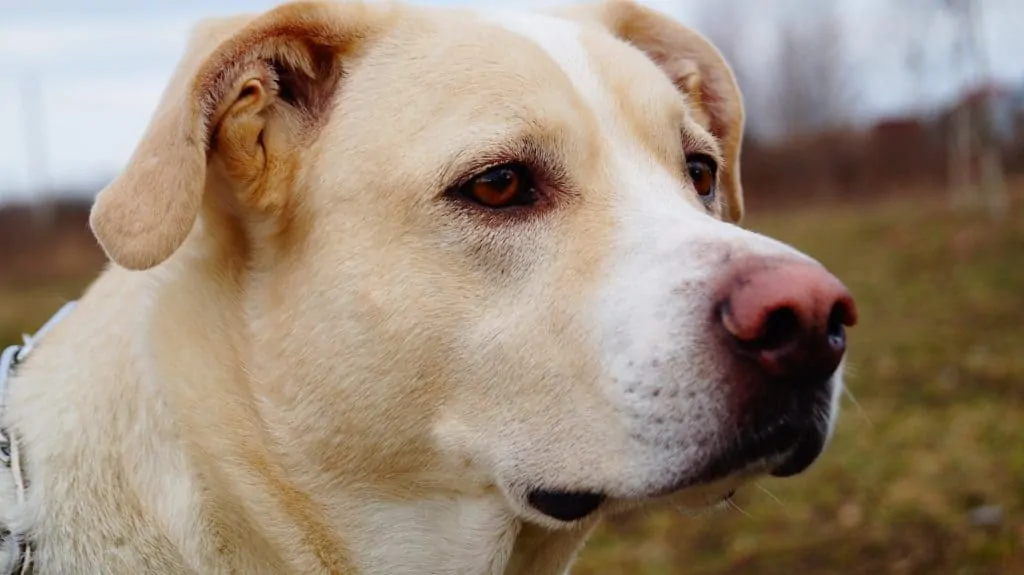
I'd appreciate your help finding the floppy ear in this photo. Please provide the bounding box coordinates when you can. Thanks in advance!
[89,1,382,270]
[560,0,747,223]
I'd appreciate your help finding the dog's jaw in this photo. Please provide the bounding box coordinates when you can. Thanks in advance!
[339,496,598,575]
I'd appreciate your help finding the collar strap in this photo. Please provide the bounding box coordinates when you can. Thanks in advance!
[1,301,77,575]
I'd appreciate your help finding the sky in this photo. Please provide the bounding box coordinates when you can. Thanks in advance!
[1,0,1023,200]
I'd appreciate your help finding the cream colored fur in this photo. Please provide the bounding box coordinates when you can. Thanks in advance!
[0,1,849,573]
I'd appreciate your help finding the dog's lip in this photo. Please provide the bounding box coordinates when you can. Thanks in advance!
[521,420,826,517]
[707,422,825,481]
[525,489,606,522]
[518,403,830,519]
[642,418,826,499]
[768,425,828,477]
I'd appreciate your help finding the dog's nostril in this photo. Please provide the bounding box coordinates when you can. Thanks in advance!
[826,303,849,351]
[758,306,801,351]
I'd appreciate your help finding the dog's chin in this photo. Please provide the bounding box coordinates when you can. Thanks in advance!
[687,414,831,487]
[521,416,831,525]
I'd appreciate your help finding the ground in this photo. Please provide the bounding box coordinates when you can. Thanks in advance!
[1,190,1022,573]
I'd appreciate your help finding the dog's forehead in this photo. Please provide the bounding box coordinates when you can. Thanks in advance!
[309,4,711,218]
[468,9,706,211]
[471,9,685,126]
[478,12,598,94]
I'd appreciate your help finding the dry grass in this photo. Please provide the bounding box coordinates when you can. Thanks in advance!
[2,191,1022,574]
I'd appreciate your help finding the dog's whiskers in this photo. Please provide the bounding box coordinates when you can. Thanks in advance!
[754,482,784,507]
[674,491,735,518]
[725,496,753,519]
[754,482,797,520]
[843,386,873,429]
[675,504,723,518]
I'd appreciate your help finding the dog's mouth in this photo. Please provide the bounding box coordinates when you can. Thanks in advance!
[524,483,743,524]
[525,400,831,523]
[526,489,607,522]
[691,414,828,484]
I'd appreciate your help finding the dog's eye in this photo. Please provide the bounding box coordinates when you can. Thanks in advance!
[458,163,537,209]
[686,155,717,199]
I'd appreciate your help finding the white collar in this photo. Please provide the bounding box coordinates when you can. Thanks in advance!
[0,301,77,575]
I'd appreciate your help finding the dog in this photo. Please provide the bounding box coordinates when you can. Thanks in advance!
[0,0,858,573]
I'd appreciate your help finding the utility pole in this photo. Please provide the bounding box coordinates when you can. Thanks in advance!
[20,71,55,233]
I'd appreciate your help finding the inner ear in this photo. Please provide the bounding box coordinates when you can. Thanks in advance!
[207,39,345,141]
[237,80,264,104]
[208,45,343,199]
[270,43,340,117]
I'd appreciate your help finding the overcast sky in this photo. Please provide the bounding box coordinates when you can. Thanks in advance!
[1,0,1022,200]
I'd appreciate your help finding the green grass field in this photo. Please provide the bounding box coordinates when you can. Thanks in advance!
[2,191,1022,574]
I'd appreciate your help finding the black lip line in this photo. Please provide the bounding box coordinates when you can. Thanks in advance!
[647,453,787,500]
[521,432,810,522]
[533,416,826,509]
[646,419,820,499]
[521,390,835,514]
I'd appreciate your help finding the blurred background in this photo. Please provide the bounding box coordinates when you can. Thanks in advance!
[2,0,1022,573]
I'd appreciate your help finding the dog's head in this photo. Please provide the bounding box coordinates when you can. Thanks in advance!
[90,0,856,528]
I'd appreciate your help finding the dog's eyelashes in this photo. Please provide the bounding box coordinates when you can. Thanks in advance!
[686,154,717,200]
[456,163,538,209]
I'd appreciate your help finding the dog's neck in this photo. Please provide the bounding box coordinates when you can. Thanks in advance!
[1,252,593,574]
[140,251,596,574]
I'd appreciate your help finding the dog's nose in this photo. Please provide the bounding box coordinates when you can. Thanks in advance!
[717,258,858,383]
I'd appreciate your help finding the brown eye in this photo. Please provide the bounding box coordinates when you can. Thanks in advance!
[459,164,537,209]
[686,155,717,199]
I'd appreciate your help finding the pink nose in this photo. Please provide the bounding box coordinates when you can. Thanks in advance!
[718,258,858,383]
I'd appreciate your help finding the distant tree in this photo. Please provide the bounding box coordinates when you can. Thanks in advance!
[772,6,856,139]
[902,0,1008,215]
[942,0,1007,218]
[692,0,775,141]
[697,1,857,141]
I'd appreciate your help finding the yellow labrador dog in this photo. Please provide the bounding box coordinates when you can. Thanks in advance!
[0,0,858,573]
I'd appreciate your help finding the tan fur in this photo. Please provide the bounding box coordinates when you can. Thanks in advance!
[2,2,835,574]
[560,0,747,222]
[89,1,385,270]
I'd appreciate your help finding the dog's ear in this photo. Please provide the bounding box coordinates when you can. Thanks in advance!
[560,0,746,223]
[90,1,383,270]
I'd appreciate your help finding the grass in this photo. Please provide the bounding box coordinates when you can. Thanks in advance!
[2,191,1022,573]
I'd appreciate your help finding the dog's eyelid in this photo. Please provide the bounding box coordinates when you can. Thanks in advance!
[435,134,528,192]
[685,152,719,175]
[683,147,722,170]
[680,130,723,171]
[439,136,567,198]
